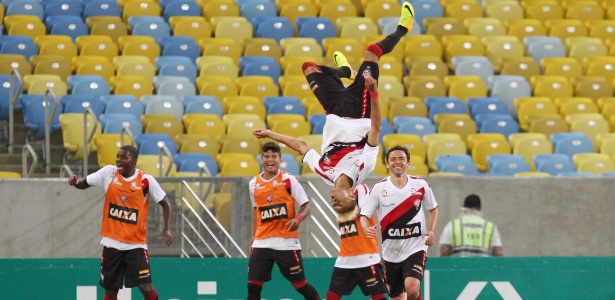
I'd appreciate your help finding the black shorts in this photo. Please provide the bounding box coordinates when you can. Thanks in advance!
[306,61,380,119]
[248,248,307,283]
[328,263,388,296]
[99,246,153,290]
[384,251,427,298]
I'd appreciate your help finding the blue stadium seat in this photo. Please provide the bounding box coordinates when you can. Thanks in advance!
[556,171,594,177]
[525,36,566,68]
[7,1,44,19]
[136,133,178,156]
[395,117,437,138]
[239,56,282,84]
[0,39,39,60]
[174,153,219,175]
[20,94,62,140]
[162,1,201,21]
[155,55,193,70]
[60,94,99,113]
[240,1,277,22]
[184,99,224,119]
[180,95,219,110]
[410,0,443,33]
[553,135,594,158]
[67,75,106,91]
[478,116,519,138]
[100,95,138,111]
[50,20,89,41]
[100,113,143,134]
[489,75,531,119]
[82,1,122,19]
[43,1,81,22]
[297,17,336,47]
[424,96,462,109]
[105,98,144,120]
[452,56,494,83]
[267,102,306,116]
[0,74,22,121]
[158,36,200,62]
[380,119,395,144]
[158,63,198,84]
[436,154,480,175]
[262,96,301,110]
[71,80,111,99]
[534,153,576,176]
[487,154,530,176]
[309,114,326,134]
[253,16,295,43]
[130,17,171,40]
[428,98,467,121]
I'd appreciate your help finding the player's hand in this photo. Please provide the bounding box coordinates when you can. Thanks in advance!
[424,230,435,246]
[364,75,378,92]
[286,218,300,232]
[159,228,173,246]
[253,129,271,139]
[365,226,378,239]
[68,175,78,186]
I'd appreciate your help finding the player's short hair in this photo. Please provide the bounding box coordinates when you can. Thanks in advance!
[464,194,481,209]
[385,145,410,162]
[120,145,138,160]
[261,141,281,155]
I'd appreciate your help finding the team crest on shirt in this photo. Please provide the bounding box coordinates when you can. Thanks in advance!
[362,66,372,77]
[381,190,393,197]
[414,199,421,210]
[121,195,127,202]
[266,195,273,202]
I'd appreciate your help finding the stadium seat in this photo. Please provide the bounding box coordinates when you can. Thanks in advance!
[58,113,101,161]
[20,94,62,140]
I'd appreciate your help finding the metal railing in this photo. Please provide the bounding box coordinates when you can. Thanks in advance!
[157,141,175,177]
[81,108,99,176]
[8,68,23,154]
[21,144,37,178]
[43,88,59,175]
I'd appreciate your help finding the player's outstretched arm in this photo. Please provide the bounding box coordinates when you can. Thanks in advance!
[365,75,381,147]
[68,175,90,189]
[253,129,312,156]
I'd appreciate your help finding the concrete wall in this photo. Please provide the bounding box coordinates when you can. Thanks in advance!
[1,177,614,258]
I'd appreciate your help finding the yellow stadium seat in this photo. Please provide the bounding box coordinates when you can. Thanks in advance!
[427,139,467,171]
[523,1,564,23]
[178,135,220,157]
[271,119,311,138]
[588,20,615,42]
[221,95,261,114]
[59,113,101,161]
[76,61,115,83]
[499,56,541,82]
[541,57,583,80]
[547,19,588,42]
[484,38,526,73]
[227,102,267,120]
[319,2,358,24]
[568,115,610,151]
[200,38,242,65]
[322,37,363,62]
[363,0,401,25]
[508,132,548,148]
[572,76,613,101]
[282,81,313,99]
[90,19,129,43]
[472,139,512,172]
[172,18,212,42]
[531,75,574,98]
[528,115,569,138]
[280,2,318,30]
[202,2,240,21]
[574,153,614,175]
[564,0,605,23]
[584,56,615,83]
[513,171,551,177]
[121,41,161,64]
[406,58,448,80]
[143,117,184,138]
[122,0,161,22]
[388,100,428,120]
[116,61,156,83]
[505,19,548,42]
[402,35,443,61]
[213,17,252,45]
[404,75,447,99]
[198,78,238,99]
[466,133,507,152]
[243,38,283,63]
[484,1,524,22]
[239,82,280,101]
[33,59,71,81]
[339,18,379,42]
[226,118,267,138]
[447,77,488,103]
[0,171,21,178]
[517,98,558,131]
[378,75,405,99]
[137,155,176,177]
[445,0,483,23]
[7,20,46,40]
[114,80,154,99]
[424,17,466,40]
[185,115,226,138]
[217,158,260,177]
[219,135,260,155]
[512,138,553,171]
[80,41,119,62]
[27,77,67,96]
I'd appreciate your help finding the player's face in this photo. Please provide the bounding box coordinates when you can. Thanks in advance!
[260,150,281,174]
[116,149,136,177]
[330,187,355,213]
[386,150,409,176]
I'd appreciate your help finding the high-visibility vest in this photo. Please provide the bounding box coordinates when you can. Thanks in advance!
[450,215,495,257]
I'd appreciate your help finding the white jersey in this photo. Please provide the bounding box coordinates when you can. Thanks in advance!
[361,175,438,263]
[248,171,309,250]
[86,165,166,251]
[321,114,371,154]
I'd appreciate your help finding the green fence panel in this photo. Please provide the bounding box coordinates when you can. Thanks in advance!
[1,257,614,299]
